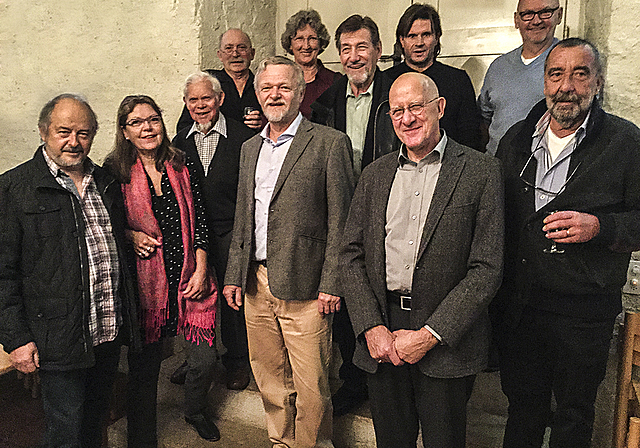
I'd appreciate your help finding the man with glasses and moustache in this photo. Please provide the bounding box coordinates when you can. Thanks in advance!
[478,0,563,155]
[495,38,640,448]
[177,28,263,133]
[342,72,503,448]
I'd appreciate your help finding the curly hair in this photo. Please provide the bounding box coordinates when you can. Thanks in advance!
[104,95,184,184]
[281,9,331,55]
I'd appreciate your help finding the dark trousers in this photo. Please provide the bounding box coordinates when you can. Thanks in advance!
[127,338,217,447]
[498,306,614,448]
[368,365,475,448]
[39,338,121,448]
[367,301,475,448]
[332,302,366,390]
[210,230,249,370]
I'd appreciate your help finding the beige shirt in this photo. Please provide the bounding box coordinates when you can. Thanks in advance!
[385,133,447,293]
[346,80,375,179]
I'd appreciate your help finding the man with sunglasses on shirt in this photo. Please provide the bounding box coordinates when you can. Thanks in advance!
[495,38,640,448]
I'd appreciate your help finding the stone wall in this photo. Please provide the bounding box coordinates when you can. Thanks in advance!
[0,0,201,171]
[584,0,640,127]
[197,0,277,71]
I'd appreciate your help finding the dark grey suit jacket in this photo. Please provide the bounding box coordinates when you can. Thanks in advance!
[342,138,504,377]
[225,117,355,301]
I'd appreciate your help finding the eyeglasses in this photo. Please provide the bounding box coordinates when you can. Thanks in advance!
[221,45,251,55]
[519,146,581,196]
[518,7,559,21]
[292,36,319,45]
[388,97,440,121]
[125,115,162,128]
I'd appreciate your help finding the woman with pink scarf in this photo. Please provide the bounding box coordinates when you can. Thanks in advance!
[104,95,219,446]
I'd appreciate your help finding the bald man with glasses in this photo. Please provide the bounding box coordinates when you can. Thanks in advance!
[478,0,563,155]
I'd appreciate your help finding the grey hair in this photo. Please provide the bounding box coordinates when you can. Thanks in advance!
[38,93,99,135]
[545,37,603,77]
[280,9,331,55]
[183,72,223,98]
[254,56,306,95]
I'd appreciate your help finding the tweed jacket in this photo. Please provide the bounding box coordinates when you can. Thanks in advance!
[225,117,355,301]
[342,138,504,377]
[172,116,255,236]
[495,100,640,325]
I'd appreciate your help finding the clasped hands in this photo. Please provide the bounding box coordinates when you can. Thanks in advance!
[365,324,438,366]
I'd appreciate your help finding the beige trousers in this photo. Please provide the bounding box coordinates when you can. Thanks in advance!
[245,263,334,448]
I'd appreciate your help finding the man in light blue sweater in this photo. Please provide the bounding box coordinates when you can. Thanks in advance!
[478,0,562,155]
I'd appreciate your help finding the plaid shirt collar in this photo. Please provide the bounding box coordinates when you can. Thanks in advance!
[186,112,227,139]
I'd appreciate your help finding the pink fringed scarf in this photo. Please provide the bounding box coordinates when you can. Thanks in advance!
[122,158,217,346]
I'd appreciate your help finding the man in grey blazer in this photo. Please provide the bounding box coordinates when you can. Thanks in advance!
[223,56,354,448]
[342,72,504,448]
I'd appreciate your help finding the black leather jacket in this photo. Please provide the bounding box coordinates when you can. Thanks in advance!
[310,69,400,171]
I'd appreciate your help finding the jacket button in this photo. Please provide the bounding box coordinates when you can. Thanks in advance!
[37,313,44,318]
[521,258,527,264]
[523,187,529,193]
[39,206,45,211]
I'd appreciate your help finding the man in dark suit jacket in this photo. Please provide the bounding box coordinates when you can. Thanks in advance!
[342,72,503,448]
[495,38,640,448]
[172,72,255,395]
[224,56,354,448]
[310,14,398,416]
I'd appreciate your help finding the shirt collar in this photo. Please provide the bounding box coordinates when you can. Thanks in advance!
[533,108,591,143]
[186,112,227,139]
[398,131,448,167]
[260,112,303,146]
[346,76,375,99]
[41,144,94,178]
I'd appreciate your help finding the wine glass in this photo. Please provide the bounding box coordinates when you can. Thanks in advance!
[543,210,565,254]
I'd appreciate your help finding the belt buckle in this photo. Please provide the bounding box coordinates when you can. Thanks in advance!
[400,295,411,311]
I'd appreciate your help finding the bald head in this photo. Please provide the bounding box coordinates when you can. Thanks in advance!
[388,73,445,160]
[390,72,439,102]
[217,28,255,76]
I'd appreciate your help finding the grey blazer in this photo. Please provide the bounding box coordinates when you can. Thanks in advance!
[342,138,504,378]
[225,117,355,301]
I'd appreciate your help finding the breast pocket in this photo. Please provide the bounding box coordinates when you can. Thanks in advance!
[24,203,63,238]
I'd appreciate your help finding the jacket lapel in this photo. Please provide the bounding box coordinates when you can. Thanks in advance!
[271,118,313,202]
[417,140,465,261]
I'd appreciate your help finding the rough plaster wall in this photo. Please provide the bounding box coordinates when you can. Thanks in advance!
[0,0,200,173]
[584,0,640,127]
[197,0,277,71]
[602,1,640,126]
